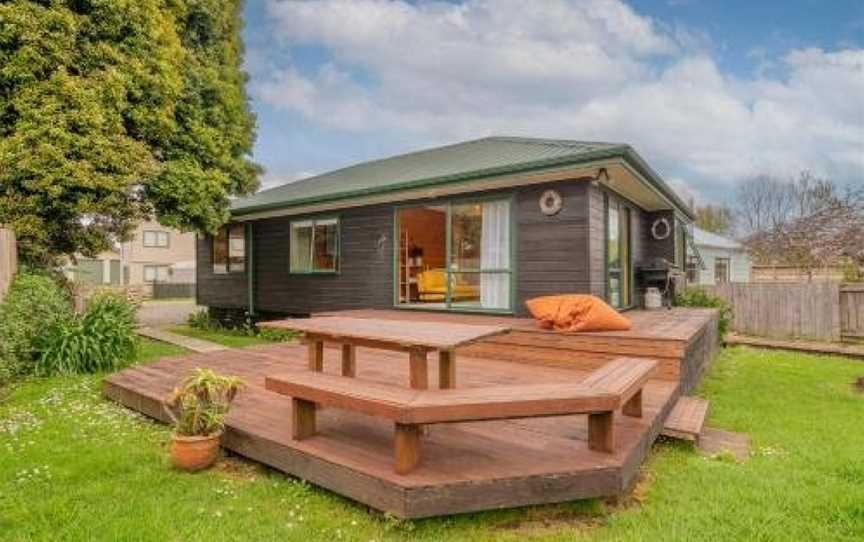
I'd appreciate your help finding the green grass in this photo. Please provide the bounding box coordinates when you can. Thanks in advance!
[1,346,862,541]
[168,324,274,349]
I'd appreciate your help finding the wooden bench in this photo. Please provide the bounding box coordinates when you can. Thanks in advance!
[265,357,657,474]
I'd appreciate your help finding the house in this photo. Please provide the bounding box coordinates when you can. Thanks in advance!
[687,227,751,285]
[65,219,196,295]
[196,137,695,319]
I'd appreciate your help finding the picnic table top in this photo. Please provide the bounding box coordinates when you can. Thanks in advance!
[260,316,510,350]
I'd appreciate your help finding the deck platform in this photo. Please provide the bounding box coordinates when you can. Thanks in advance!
[105,308,718,518]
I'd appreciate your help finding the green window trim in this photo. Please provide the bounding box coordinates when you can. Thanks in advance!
[289,216,341,274]
[604,192,635,310]
[393,195,516,314]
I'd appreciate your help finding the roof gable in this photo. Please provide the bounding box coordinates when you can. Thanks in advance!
[693,227,743,250]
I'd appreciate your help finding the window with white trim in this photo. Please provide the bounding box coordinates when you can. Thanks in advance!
[143,264,171,283]
[143,230,169,248]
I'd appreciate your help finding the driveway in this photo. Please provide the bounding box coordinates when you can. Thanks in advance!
[136,299,201,327]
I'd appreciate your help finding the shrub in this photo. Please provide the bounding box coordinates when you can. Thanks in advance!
[36,292,138,376]
[165,368,243,437]
[675,286,733,336]
[187,308,220,331]
[0,273,73,382]
[256,327,299,343]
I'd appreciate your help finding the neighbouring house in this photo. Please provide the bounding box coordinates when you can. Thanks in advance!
[196,137,695,319]
[65,220,196,296]
[744,201,864,283]
[751,264,849,283]
[686,227,751,285]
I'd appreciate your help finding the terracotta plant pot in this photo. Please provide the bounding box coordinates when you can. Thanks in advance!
[170,431,222,471]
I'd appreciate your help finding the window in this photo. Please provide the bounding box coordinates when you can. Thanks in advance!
[143,265,171,283]
[714,257,730,284]
[143,230,169,248]
[674,220,687,268]
[606,195,632,309]
[686,257,700,283]
[396,199,512,311]
[290,218,339,273]
[213,224,246,274]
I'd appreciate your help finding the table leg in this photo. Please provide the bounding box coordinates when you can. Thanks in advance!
[307,337,324,372]
[409,348,429,390]
[438,349,456,389]
[341,344,356,377]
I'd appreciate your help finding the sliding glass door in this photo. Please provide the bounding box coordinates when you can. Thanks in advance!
[607,196,632,309]
[396,198,512,312]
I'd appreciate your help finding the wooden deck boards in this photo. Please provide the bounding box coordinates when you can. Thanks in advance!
[662,396,710,442]
[105,308,718,518]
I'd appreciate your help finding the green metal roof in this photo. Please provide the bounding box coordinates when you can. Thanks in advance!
[232,136,692,218]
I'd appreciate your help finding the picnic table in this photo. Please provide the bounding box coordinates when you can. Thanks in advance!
[260,316,510,389]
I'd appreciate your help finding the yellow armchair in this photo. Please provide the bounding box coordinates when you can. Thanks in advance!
[417,269,479,302]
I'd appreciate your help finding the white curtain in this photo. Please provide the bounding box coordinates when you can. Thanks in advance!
[480,200,510,309]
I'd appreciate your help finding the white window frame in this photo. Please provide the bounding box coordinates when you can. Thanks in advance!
[143,230,169,248]
[143,264,171,283]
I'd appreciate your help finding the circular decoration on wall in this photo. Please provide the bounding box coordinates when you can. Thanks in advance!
[539,189,563,216]
[651,217,672,240]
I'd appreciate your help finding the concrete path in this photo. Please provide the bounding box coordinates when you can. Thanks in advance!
[137,299,202,327]
[136,326,226,354]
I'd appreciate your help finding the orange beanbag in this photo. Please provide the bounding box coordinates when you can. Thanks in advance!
[525,294,631,332]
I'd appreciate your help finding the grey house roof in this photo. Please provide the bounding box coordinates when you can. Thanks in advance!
[232,136,692,218]
[693,227,744,250]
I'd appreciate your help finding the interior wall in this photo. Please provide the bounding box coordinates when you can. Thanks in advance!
[398,208,446,270]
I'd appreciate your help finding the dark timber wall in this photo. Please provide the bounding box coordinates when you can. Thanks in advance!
[254,205,394,315]
[197,179,660,318]
[196,235,248,310]
[642,210,676,264]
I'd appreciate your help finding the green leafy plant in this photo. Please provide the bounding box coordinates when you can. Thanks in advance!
[165,368,243,437]
[187,308,220,331]
[36,292,138,376]
[675,286,733,336]
[0,273,73,383]
[256,327,299,343]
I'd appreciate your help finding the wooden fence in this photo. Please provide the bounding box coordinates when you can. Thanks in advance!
[707,282,850,342]
[840,284,864,342]
[0,228,17,302]
[151,282,196,300]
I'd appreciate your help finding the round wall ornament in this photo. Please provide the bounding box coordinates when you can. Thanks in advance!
[651,217,672,240]
[539,189,563,216]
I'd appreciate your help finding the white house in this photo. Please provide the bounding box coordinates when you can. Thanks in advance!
[687,227,751,285]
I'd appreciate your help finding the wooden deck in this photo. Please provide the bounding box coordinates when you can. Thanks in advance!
[104,308,718,518]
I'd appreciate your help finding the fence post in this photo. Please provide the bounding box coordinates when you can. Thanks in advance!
[0,227,17,302]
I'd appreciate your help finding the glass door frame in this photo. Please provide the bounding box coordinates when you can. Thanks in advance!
[392,194,517,314]
[604,192,635,310]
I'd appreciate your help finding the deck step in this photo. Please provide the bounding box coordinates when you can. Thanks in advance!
[662,396,709,442]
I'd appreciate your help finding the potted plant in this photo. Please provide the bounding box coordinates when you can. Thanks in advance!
[164,368,243,471]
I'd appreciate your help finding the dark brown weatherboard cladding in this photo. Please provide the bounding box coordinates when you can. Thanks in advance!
[196,235,247,309]
[254,205,394,314]
[197,179,652,318]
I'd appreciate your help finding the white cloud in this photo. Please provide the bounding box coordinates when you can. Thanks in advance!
[254,0,864,196]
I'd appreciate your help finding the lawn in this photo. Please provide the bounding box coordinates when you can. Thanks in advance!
[168,324,276,349]
[1,345,862,541]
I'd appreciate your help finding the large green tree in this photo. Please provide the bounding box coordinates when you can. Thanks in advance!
[0,0,260,265]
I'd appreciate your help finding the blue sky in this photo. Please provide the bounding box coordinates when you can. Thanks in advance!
[242,0,864,204]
